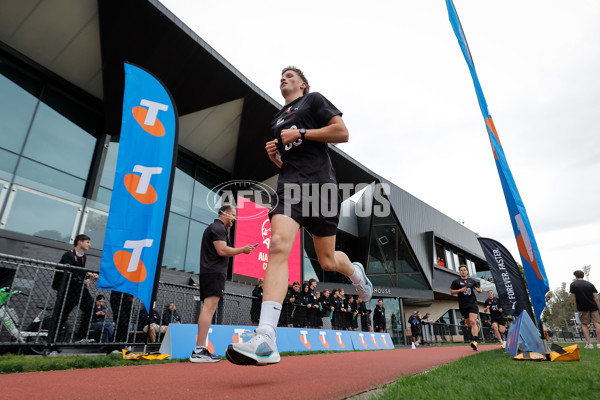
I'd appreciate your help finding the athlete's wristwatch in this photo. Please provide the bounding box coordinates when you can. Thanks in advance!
[299,128,306,140]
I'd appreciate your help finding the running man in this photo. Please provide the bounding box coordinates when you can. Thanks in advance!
[226,66,372,366]
[189,205,255,363]
[483,289,506,348]
[450,264,482,351]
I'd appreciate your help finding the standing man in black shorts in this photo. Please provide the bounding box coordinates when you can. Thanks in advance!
[450,265,482,351]
[570,269,600,349]
[189,205,255,363]
[483,289,506,348]
[373,299,386,333]
[227,66,372,366]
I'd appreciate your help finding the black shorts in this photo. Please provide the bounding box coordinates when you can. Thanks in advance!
[491,315,505,326]
[270,182,340,237]
[411,326,421,336]
[459,304,479,319]
[199,273,225,301]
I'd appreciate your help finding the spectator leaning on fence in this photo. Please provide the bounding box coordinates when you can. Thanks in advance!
[570,269,600,349]
[54,234,98,343]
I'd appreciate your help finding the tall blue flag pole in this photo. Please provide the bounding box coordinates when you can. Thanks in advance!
[445,0,549,325]
[97,63,178,313]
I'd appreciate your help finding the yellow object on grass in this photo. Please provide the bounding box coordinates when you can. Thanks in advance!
[549,343,580,362]
[121,349,171,360]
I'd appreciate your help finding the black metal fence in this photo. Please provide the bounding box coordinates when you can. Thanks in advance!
[1,253,592,354]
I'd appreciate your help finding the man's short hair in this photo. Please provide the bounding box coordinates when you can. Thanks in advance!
[96,294,105,301]
[282,66,310,95]
[74,234,90,247]
[218,204,234,216]
[292,281,300,286]
[308,278,317,285]
[574,270,585,279]
[459,264,468,271]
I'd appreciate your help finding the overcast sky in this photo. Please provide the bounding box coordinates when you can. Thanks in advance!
[160,0,600,290]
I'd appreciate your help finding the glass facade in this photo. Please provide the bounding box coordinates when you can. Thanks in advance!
[0,51,226,275]
[0,53,101,243]
[367,195,428,290]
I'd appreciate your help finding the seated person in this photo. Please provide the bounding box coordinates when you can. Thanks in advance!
[89,294,114,343]
[162,302,182,325]
[138,302,167,343]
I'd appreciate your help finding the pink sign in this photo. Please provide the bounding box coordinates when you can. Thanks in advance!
[233,197,301,284]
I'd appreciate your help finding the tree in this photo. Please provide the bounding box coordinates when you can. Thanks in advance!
[541,282,576,330]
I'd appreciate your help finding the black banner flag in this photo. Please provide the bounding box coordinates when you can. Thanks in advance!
[477,237,533,320]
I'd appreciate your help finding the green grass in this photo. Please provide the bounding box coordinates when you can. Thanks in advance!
[0,353,184,374]
[0,349,346,375]
[372,343,600,400]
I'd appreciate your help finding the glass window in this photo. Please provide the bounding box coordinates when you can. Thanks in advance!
[445,249,454,271]
[191,181,217,224]
[184,220,207,274]
[170,169,194,217]
[99,142,119,190]
[22,102,96,180]
[3,188,80,242]
[397,273,428,290]
[302,252,319,283]
[0,148,18,181]
[162,212,190,271]
[373,225,396,273]
[369,275,395,287]
[453,252,460,271]
[82,204,109,250]
[0,71,39,154]
[96,186,112,207]
[14,158,86,200]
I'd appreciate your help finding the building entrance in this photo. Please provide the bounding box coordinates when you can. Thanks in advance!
[379,297,403,346]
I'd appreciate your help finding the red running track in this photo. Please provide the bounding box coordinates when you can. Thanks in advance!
[1,345,498,399]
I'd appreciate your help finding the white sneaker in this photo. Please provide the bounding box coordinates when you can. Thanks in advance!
[597,343,600,349]
[584,343,594,349]
[352,262,373,302]
[226,328,280,366]
[189,348,221,363]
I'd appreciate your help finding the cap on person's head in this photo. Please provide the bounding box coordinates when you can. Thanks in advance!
[413,310,418,314]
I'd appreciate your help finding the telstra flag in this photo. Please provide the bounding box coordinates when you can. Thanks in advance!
[98,63,178,313]
[445,0,549,324]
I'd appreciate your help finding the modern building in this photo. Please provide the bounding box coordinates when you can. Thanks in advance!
[0,0,498,345]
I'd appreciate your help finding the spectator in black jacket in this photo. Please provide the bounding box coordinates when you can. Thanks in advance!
[281,282,301,327]
[307,279,320,328]
[295,283,311,328]
[356,298,371,332]
[373,299,386,333]
[162,302,182,326]
[251,279,264,326]
[347,295,358,331]
[53,234,98,342]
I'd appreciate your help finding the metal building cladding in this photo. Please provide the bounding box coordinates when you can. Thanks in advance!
[0,0,500,347]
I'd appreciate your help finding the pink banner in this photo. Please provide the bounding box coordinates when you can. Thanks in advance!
[233,197,301,284]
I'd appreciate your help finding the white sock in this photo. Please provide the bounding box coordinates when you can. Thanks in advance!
[258,301,281,337]
[194,345,205,353]
[349,263,362,284]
